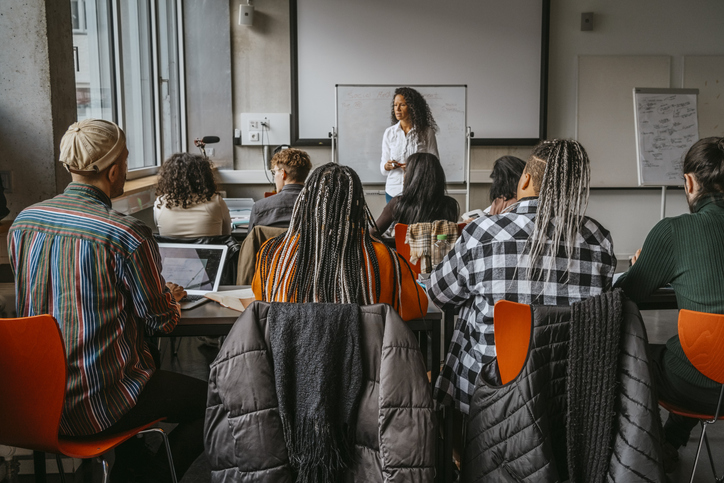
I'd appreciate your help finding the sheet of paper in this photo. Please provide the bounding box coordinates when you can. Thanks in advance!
[205,288,256,312]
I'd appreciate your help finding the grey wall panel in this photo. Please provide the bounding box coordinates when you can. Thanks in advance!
[183,0,233,168]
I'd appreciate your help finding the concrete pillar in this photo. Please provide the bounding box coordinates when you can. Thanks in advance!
[0,0,75,218]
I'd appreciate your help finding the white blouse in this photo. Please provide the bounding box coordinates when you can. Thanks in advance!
[380,122,439,197]
[154,193,232,238]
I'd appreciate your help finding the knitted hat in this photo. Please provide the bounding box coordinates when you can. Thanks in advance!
[59,119,126,173]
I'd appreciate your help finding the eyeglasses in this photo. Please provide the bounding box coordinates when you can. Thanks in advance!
[270,168,285,177]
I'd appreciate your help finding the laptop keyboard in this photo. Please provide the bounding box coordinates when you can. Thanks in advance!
[182,294,204,302]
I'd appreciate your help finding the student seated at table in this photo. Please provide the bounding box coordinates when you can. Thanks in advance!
[154,152,231,237]
[252,163,427,321]
[247,148,312,232]
[483,155,526,215]
[428,139,616,414]
[615,136,724,472]
[9,119,205,481]
[371,152,459,237]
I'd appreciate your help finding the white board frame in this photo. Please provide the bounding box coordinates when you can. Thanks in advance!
[291,0,549,146]
[633,88,699,187]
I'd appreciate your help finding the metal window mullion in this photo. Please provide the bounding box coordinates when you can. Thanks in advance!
[150,0,162,166]
[111,0,124,127]
[177,0,187,151]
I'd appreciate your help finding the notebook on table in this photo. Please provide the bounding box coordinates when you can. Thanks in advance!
[157,243,229,310]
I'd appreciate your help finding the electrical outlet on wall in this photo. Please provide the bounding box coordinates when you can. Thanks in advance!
[240,113,290,146]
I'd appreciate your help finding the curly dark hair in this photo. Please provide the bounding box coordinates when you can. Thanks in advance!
[155,152,218,209]
[389,87,438,134]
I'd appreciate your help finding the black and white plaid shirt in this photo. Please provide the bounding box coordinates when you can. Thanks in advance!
[429,198,616,413]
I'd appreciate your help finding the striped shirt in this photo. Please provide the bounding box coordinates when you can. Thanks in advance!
[429,198,616,413]
[9,183,180,436]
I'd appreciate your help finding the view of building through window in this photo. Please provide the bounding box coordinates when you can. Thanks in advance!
[71,0,183,172]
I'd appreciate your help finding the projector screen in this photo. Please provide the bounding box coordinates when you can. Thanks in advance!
[291,0,549,145]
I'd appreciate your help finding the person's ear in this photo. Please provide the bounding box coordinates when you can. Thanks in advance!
[684,172,698,195]
[520,172,531,191]
[106,162,120,184]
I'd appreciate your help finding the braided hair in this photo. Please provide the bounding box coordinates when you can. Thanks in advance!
[390,87,438,137]
[526,139,591,280]
[257,163,404,309]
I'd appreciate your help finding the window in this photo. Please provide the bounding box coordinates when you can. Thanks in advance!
[72,0,184,175]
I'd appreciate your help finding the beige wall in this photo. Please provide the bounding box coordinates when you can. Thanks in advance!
[225,0,723,256]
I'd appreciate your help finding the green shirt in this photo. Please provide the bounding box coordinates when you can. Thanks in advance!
[615,193,724,388]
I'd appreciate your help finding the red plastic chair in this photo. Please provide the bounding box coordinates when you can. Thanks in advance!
[394,222,466,275]
[394,223,421,274]
[493,300,532,384]
[658,309,724,483]
[0,315,177,483]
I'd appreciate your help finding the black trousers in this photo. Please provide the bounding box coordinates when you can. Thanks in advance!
[97,370,208,479]
[649,344,722,449]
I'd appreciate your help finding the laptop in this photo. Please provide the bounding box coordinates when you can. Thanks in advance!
[157,243,229,310]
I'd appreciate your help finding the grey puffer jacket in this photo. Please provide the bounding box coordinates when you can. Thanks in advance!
[462,298,665,483]
[204,302,436,482]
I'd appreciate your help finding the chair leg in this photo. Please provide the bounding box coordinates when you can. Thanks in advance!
[55,454,66,483]
[702,424,724,482]
[689,421,708,483]
[33,451,46,483]
[171,336,179,357]
[140,427,178,483]
[99,457,110,483]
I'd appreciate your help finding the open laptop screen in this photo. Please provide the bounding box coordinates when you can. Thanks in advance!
[157,243,228,294]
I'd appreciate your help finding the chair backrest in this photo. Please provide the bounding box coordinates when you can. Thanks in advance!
[394,223,421,274]
[154,234,241,285]
[0,314,65,452]
[494,300,532,384]
[237,225,288,285]
[393,222,465,275]
[678,309,724,385]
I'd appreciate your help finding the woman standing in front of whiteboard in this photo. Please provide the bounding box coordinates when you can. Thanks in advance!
[381,87,439,202]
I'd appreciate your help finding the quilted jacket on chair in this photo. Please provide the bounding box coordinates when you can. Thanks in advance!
[462,297,665,483]
[204,301,436,482]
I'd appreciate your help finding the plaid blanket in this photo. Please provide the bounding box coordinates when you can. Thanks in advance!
[406,220,459,273]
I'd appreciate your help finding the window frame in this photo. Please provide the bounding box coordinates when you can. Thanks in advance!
[73,0,186,174]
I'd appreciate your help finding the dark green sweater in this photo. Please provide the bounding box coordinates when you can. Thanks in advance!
[616,193,724,389]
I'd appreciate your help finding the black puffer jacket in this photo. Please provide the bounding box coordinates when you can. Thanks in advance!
[462,297,665,483]
[204,302,436,482]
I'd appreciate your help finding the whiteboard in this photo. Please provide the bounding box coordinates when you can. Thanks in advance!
[336,85,466,184]
[577,56,671,187]
[633,88,699,186]
[294,0,544,143]
[684,56,724,138]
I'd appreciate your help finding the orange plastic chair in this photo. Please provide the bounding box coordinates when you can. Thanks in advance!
[0,315,177,483]
[394,222,466,275]
[394,223,421,274]
[493,300,532,384]
[657,309,724,483]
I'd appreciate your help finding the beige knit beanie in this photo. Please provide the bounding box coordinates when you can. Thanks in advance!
[59,119,126,173]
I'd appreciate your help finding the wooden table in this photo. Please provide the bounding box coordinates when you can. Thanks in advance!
[169,286,445,389]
